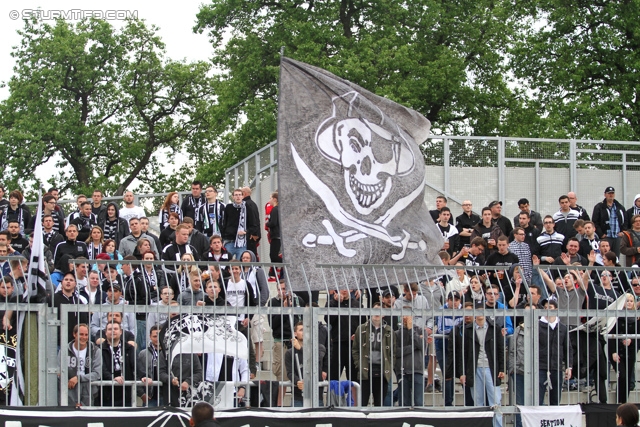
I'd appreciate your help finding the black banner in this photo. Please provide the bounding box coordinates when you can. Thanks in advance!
[0,406,494,427]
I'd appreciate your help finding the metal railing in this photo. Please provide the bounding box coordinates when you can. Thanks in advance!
[0,259,639,421]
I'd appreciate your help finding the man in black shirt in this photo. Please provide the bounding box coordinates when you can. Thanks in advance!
[455,200,480,247]
[489,200,513,237]
[181,181,207,232]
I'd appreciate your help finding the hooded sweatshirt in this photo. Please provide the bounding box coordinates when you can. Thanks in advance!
[241,250,269,306]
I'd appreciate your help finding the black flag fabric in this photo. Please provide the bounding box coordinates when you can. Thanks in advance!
[277,57,444,290]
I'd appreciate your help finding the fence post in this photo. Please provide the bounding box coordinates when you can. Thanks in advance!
[302,305,315,408]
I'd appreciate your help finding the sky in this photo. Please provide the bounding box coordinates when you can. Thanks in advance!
[0,1,216,193]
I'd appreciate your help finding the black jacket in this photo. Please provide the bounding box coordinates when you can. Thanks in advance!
[592,198,626,237]
[53,239,89,265]
[455,319,504,387]
[325,296,364,343]
[538,319,572,371]
[99,203,130,247]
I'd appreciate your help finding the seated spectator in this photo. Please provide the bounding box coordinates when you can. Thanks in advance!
[159,350,203,407]
[536,215,565,265]
[159,212,180,248]
[168,252,199,297]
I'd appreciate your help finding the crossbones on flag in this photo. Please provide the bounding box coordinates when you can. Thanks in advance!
[277,57,444,290]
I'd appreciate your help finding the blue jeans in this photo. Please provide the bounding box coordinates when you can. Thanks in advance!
[398,373,424,407]
[472,367,502,427]
[136,319,146,349]
[538,370,562,405]
[224,242,246,260]
[435,337,454,406]
[512,373,524,427]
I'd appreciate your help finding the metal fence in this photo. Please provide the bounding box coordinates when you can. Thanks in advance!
[0,258,639,422]
[224,136,640,230]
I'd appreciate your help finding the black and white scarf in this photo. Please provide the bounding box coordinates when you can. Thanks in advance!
[87,242,102,260]
[110,342,123,374]
[103,219,118,241]
[204,201,223,235]
[234,201,247,248]
[187,196,205,224]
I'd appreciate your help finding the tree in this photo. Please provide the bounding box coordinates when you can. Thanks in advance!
[510,0,640,142]
[0,18,216,198]
[193,0,526,176]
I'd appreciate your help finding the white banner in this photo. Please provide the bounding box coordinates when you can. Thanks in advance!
[520,404,582,427]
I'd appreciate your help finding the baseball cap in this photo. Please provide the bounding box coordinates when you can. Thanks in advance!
[488,201,502,208]
[447,291,462,300]
[605,186,615,193]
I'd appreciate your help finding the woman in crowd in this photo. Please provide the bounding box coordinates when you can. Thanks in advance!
[158,192,183,232]
[159,212,181,248]
[140,250,165,303]
[134,237,153,260]
[3,190,31,233]
[85,225,104,260]
[466,275,485,303]
[101,239,123,274]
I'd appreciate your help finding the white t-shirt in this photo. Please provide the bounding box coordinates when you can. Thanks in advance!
[226,278,247,320]
[119,206,146,224]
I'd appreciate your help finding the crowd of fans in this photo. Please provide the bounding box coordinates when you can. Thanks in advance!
[0,183,639,417]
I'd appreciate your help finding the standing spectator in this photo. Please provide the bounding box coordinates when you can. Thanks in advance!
[204,234,231,279]
[61,323,101,407]
[485,236,520,305]
[536,215,565,265]
[552,195,580,239]
[2,190,31,233]
[268,279,301,406]
[137,325,163,407]
[159,348,203,407]
[85,225,105,260]
[240,249,269,370]
[456,200,480,248]
[621,214,640,267]
[140,251,164,303]
[159,212,180,248]
[511,211,540,250]
[119,191,146,224]
[489,200,513,237]
[42,214,65,253]
[226,262,259,335]
[202,186,226,238]
[241,187,261,258]
[99,203,129,248]
[161,224,200,276]
[181,217,210,258]
[146,286,174,337]
[456,303,505,427]
[567,192,590,221]
[90,283,137,341]
[508,227,533,283]
[326,289,364,382]
[537,300,573,406]
[429,195,452,224]
[513,198,543,231]
[436,207,460,256]
[285,322,328,407]
[177,270,206,306]
[265,191,282,266]
[395,308,425,407]
[222,189,252,260]
[624,194,640,230]
[71,202,98,242]
[139,217,162,254]
[53,272,90,344]
[158,192,183,232]
[592,186,626,256]
[66,194,87,227]
[579,221,602,262]
[28,194,65,234]
[181,181,207,232]
[7,220,29,253]
[353,302,394,407]
[608,293,639,403]
[471,207,503,257]
[99,321,137,407]
[433,291,464,406]
[91,190,107,224]
[53,224,90,266]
